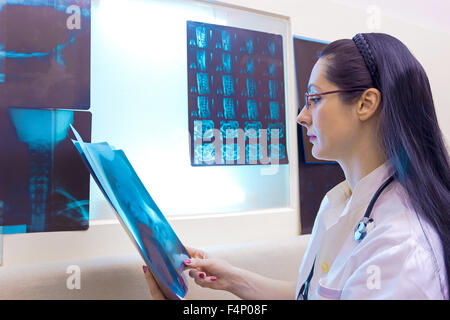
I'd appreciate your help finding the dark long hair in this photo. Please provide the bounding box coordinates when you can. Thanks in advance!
[319,33,450,298]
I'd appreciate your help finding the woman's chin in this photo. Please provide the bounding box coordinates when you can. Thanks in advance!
[311,145,321,159]
[312,147,333,162]
[311,150,323,161]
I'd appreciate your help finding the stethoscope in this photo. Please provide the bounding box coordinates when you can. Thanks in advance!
[298,174,395,300]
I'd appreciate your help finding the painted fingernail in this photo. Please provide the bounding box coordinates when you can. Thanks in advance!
[142,265,147,273]
[184,259,191,264]
[211,276,217,281]
[199,273,205,279]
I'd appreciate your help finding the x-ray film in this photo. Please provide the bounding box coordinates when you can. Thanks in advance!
[0,0,90,109]
[0,108,91,233]
[71,126,190,300]
[187,21,288,166]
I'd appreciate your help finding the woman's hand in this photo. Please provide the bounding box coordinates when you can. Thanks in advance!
[143,247,293,300]
[143,265,167,300]
[142,246,242,299]
[184,247,240,292]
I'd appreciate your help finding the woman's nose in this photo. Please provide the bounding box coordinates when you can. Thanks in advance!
[297,105,311,128]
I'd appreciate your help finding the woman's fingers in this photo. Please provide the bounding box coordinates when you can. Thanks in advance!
[143,265,166,300]
[188,268,217,281]
[185,247,207,259]
[184,257,209,269]
[188,268,218,287]
[185,259,219,288]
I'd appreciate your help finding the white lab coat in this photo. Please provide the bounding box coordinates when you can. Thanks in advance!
[295,161,448,300]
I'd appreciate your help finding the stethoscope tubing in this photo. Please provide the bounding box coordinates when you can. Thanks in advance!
[298,174,396,300]
[362,175,395,220]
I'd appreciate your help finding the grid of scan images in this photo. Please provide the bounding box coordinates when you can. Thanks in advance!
[187,21,288,166]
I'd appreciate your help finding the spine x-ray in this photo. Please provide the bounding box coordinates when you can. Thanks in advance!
[187,21,288,166]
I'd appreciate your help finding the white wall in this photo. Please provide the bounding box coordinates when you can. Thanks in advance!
[216,0,450,146]
[88,0,292,221]
[2,0,449,267]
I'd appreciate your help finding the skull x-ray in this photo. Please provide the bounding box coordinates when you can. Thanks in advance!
[0,0,90,109]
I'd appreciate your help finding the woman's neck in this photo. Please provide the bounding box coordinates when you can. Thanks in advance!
[338,147,387,192]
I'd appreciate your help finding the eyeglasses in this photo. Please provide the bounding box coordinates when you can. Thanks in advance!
[304,87,370,110]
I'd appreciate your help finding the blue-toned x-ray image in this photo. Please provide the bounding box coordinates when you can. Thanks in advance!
[194,142,216,164]
[268,79,280,100]
[220,120,240,139]
[246,143,265,163]
[245,56,255,76]
[222,53,232,73]
[244,121,263,139]
[71,128,189,300]
[246,78,257,98]
[0,108,91,234]
[268,122,285,139]
[269,143,287,160]
[247,100,259,120]
[196,50,207,71]
[196,73,210,95]
[0,0,90,109]
[197,96,211,118]
[222,75,235,96]
[223,98,236,120]
[269,101,280,120]
[222,143,241,162]
[193,120,214,140]
[187,21,288,166]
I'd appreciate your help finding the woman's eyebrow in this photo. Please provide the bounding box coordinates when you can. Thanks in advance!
[308,84,321,91]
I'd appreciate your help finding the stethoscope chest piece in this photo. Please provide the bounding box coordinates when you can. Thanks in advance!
[353,174,394,243]
[297,174,394,300]
[354,217,375,242]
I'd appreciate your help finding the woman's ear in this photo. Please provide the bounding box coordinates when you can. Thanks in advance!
[357,88,382,121]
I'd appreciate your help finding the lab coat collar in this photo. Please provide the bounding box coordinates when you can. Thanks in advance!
[346,161,395,216]
[323,161,395,229]
[324,180,351,208]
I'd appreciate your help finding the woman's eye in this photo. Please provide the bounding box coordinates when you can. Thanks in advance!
[312,97,321,104]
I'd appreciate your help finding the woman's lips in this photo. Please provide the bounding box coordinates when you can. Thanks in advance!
[309,136,316,143]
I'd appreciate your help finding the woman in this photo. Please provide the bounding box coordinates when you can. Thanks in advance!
[144,32,450,299]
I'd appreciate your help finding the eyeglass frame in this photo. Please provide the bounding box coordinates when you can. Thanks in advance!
[303,87,370,110]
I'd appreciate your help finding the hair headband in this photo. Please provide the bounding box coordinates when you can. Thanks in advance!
[352,33,380,89]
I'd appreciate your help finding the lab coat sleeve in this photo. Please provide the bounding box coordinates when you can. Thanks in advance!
[340,236,439,300]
